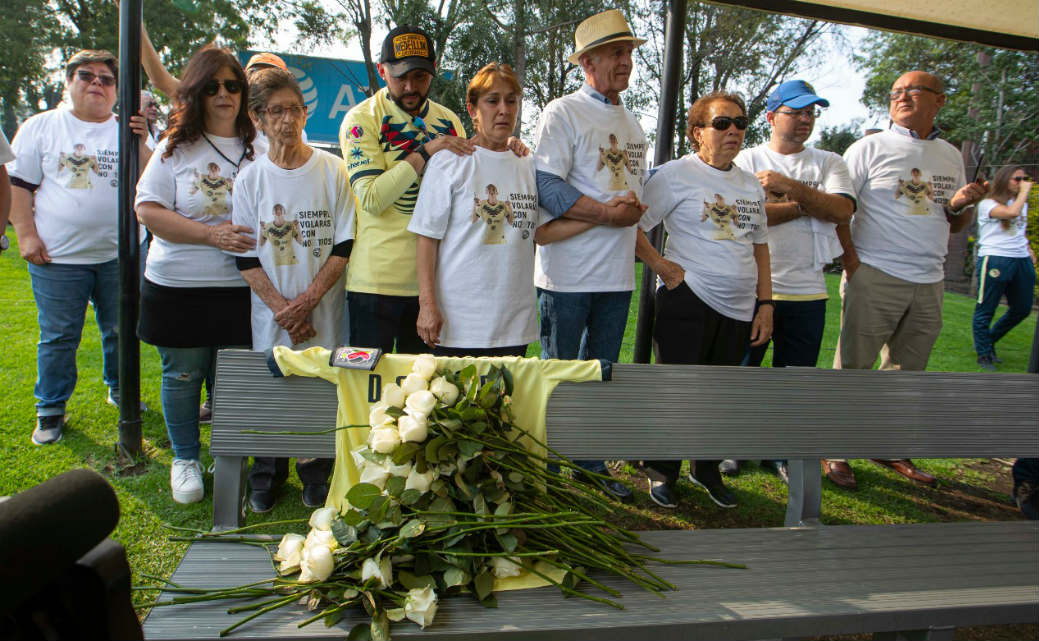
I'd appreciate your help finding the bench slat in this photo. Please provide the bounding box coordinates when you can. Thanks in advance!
[142,521,1039,641]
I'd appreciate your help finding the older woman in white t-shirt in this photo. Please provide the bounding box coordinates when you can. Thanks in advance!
[410,63,551,358]
[972,165,1036,369]
[635,91,773,510]
[136,47,257,504]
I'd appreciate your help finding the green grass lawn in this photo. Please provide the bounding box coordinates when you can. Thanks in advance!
[1,231,1036,636]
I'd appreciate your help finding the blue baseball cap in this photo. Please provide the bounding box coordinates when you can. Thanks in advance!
[767,80,830,112]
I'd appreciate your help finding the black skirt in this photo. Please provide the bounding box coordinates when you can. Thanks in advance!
[139,278,252,348]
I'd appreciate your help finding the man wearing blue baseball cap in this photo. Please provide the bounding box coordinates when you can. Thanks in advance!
[734,80,857,488]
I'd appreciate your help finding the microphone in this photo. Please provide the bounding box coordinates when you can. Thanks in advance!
[0,468,121,612]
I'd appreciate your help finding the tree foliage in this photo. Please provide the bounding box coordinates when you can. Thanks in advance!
[853,32,1039,171]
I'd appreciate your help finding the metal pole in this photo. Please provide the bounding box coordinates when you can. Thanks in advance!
[633,0,687,364]
[117,0,143,459]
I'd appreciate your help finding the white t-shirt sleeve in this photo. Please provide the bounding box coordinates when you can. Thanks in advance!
[532,103,573,180]
[7,117,43,185]
[408,154,457,240]
[230,171,259,259]
[639,166,678,231]
[0,130,13,165]
[134,139,176,210]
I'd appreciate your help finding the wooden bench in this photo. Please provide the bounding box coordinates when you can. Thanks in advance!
[142,349,1039,640]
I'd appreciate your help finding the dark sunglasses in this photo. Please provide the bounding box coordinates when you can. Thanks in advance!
[76,69,117,87]
[705,116,749,131]
[202,79,244,96]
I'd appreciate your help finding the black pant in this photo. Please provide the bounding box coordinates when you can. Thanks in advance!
[433,345,528,357]
[250,457,333,490]
[648,283,750,484]
[348,291,426,355]
[745,299,826,367]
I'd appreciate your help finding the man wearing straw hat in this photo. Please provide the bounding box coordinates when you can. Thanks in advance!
[532,9,650,503]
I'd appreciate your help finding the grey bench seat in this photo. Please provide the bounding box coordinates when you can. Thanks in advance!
[143,521,1039,640]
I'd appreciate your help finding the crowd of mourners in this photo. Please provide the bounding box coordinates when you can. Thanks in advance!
[3,9,1036,519]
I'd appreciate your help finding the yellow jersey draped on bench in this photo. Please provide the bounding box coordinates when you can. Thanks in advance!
[269,346,605,512]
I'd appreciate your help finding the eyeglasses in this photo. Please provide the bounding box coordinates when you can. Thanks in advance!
[76,69,116,87]
[260,104,308,118]
[702,116,749,131]
[202,79,244,96]
[775,107,821,119]
[888,85,941,101]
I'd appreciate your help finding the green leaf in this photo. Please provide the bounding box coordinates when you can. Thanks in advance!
[346,483,381,509]
[342,509,365,527]
[347,623,371,641]
[443,566,470,588]
[400,489,422,506]
[496,532,518,553]
[392,442,420,464]
[398,570,436,590]
[385,476,405,497]
[400,519,425,538]
[473,569,494,601]
[330,519,357,546]
[371,612,390,641]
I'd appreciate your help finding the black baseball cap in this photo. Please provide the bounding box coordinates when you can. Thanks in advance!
[380,26,436,77]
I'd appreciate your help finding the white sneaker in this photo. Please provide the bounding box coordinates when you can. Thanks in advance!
[171,458,204,504]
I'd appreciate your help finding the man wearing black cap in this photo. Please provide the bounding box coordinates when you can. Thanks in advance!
[339,26,473,354]
[733,79,856,487]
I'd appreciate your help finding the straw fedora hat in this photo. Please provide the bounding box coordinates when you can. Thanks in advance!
[568,9,646,65]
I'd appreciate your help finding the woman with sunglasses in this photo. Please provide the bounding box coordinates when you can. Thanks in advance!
[972,165,1035,369]
[635,91,772,510]
[135,47,256,504]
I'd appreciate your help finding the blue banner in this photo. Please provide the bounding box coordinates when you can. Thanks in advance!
[239,50,384,146]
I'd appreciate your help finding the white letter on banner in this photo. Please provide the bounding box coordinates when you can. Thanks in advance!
[329,85,359,119]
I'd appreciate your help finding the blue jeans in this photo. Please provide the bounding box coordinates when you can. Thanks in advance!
[538,288,631,474]
[28,260,119,416]
[972,255,1036,358]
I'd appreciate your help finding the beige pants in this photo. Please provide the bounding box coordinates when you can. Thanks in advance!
[838,262,943,371]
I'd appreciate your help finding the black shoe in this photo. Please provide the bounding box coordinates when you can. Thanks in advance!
[575,471,634,503]
[249,486,280,513]
[302,483,329,508]
[763,459,789,485]
[649,479,677,508]
[32,414,65,445]
[688,468,738,508]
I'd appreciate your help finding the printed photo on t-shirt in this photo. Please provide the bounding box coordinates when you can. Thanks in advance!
[895,168,935,215]
[190,162,235,216]
[58,144,99,189]
[260,204,304,265]
[702,193,740,240]
[597,133,632,191]
[471,184,514,245]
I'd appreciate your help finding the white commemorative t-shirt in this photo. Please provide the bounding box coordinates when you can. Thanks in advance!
[135,135,252,287]
[231,148,354,351]
[532,87,649,292]
[408,147,542,348]
[7,106,120,264]
[977,198,1030,258]
[842,129,966,283]
[735,144,853,297]
[640,153,768,322]
[0,130,13,164]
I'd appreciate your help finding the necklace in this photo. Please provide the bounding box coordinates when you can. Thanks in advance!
[201,132,247,170]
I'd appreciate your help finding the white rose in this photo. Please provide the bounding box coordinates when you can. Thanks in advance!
[404,390,436,418]
[387,461,413,478]
[404,586,439,628]
[369,426,400,454]
[308,506,338,531]
[369,403,393,428]
[359,459,390,489]
[397,414,428,443]
[361,556,393,588]
[382,383,405,408]
[404,467,435,493]
[298,544,335,583]
[490,556,523,578]
[273,533,305,575]
[400,373,428,396]
[304,528,339,553]
[429,377,460,406]
[412,353,437,380]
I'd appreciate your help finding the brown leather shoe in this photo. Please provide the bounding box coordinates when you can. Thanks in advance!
[823,459,857,490]
[871,459,937,486]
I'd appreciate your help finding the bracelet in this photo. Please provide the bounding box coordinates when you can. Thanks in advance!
[757,299,775,308]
